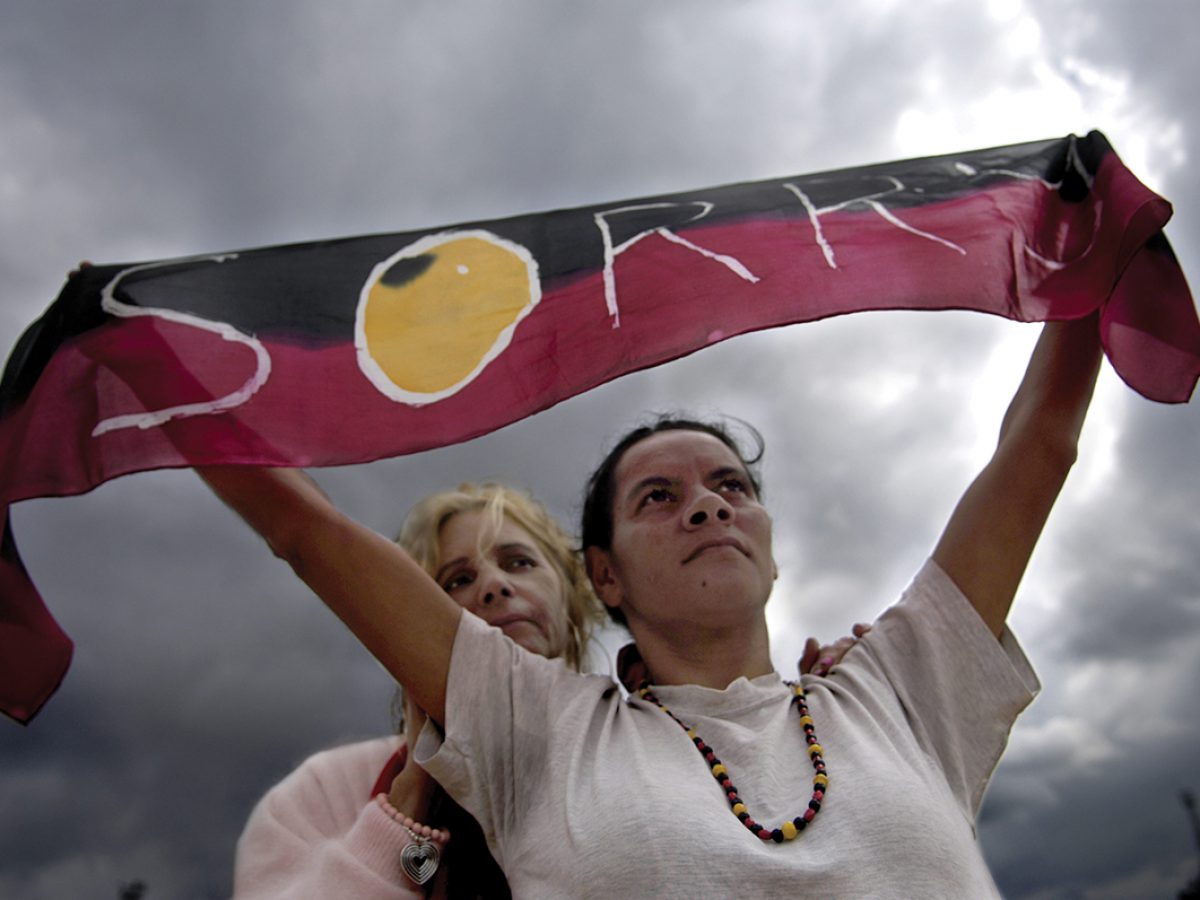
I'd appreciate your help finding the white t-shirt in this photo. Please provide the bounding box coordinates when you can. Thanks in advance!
[417,559,1039,898]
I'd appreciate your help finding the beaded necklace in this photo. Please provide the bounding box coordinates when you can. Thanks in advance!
[636,680,828,843]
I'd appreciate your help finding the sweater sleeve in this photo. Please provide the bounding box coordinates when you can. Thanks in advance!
[232,737,428,899]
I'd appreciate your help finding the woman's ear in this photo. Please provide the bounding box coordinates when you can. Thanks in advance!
[585,546,624,610]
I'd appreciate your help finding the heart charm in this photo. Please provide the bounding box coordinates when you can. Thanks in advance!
[401,840,440,886]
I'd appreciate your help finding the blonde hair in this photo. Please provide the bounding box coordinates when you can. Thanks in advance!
[396,482,603,672]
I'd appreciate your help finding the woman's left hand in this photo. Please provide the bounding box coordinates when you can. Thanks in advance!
[799,623,871,677]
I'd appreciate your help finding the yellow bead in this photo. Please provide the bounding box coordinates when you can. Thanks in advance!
[807,743,823,757]
[686,729,697,739]
[814,774,829,787]
[799,715,814,727]
[732,803,746,816]
[782,821,798,840]
[712,764,727,776]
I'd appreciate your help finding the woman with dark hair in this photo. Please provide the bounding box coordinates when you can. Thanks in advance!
[204,315,1100,896]
[230,480,859,898]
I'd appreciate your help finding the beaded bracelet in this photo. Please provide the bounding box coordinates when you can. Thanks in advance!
[374,793,450,885]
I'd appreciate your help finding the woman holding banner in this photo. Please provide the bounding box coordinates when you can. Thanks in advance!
[228,479,865,898]
[202,313,1100,896]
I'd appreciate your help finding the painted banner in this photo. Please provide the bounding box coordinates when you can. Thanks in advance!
[2,131,1198,722]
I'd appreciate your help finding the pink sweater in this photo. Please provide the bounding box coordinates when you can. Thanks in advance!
[233,735,426,898]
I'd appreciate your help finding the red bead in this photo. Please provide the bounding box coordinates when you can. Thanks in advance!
[803,809,816,822]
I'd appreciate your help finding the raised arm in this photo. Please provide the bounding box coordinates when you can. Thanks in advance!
[932,315,1103,637]
[197,466,462,723]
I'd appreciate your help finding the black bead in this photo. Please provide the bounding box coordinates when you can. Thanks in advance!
[738,811,750,821]
[809,799,821,812]
[771,829,784,843]
[793,816,807,831]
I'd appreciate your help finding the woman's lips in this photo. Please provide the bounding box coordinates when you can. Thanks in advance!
[683,537,748,563]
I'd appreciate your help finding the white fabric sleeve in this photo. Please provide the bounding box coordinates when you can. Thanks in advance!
[846,559,1040,817]
[414,611,605,858]
[232,740,425,899]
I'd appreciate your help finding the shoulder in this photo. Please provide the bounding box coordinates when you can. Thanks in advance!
[837,558,1039,712]
[452,609,613,694]
[871,558,1002,640]
[890,559,1033,666]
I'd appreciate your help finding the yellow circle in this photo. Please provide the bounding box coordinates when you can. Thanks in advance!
[361,234,535,396]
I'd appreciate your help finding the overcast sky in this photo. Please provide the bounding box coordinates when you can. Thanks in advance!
[2,2,1198,897]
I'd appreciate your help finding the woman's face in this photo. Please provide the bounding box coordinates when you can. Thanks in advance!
[586,429,776,633]
[435,509,569,660]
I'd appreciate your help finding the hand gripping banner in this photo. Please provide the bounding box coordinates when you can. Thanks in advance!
[1,131,1197,722]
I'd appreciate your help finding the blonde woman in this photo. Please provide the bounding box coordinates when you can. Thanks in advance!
[231,483,601,898]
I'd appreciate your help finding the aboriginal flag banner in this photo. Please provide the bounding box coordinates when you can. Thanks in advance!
[2,132,1198,722]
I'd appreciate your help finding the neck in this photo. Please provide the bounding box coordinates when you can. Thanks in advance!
[626,613,773,690]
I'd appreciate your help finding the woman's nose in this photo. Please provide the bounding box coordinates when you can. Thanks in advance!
[476,568,515,608]
[684,492,732,528]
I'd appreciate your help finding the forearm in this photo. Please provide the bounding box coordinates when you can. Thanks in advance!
[197,465,335,561]
[933,316,1102,636]
[234,791,430,899]
[197,465,460,723]
[997,315,1103,464]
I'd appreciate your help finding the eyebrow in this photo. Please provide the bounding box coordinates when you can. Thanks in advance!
[434,541,540,582]
[709,466,747,485]
[495,541,540,559]
[624,466,753,506]
[625,475,674,506]
[434,557,469,583]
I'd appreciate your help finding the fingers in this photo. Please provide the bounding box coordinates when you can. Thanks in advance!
[811,638,850,676]
[798,636,821,675]
[68,260,93,279]
[800,622,872,678]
